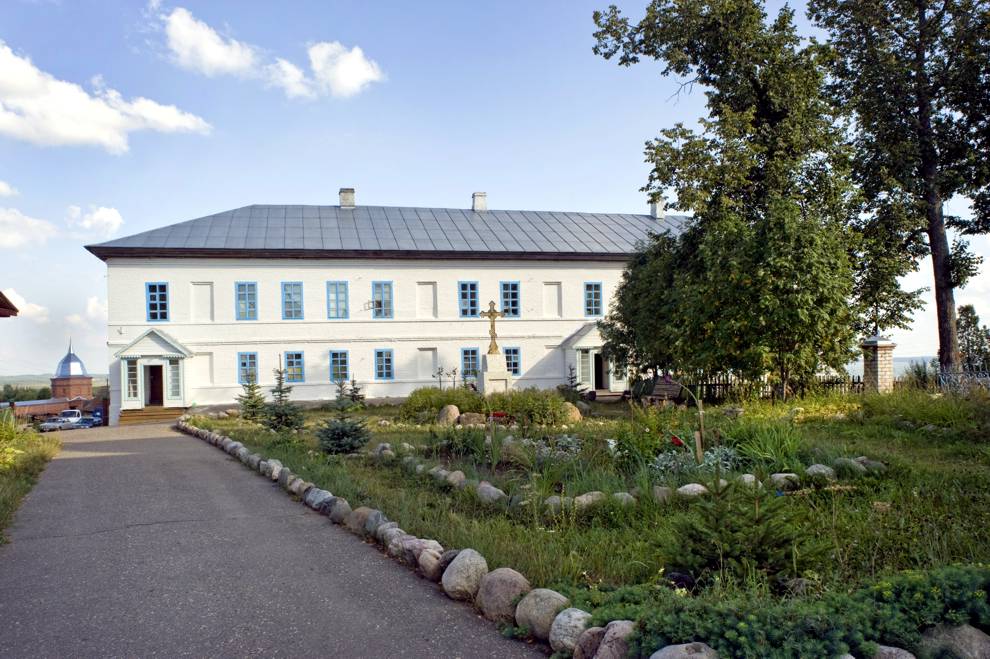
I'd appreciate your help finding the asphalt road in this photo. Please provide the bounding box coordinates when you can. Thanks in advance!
[0,423,544,658]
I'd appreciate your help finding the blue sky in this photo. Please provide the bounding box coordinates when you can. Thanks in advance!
[0,0,986,375]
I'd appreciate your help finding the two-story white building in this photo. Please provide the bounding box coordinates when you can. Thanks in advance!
[86,189,686,424]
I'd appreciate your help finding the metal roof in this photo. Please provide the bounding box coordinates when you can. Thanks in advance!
[86,204,689,261]
[54,350,89,378]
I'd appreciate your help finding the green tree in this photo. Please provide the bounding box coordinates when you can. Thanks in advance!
[263,367,304,432]
[593,0,858,395]
[957,304,990,370]
[315,379,370,454]
[808,0,990,369]
[236,374,266,422]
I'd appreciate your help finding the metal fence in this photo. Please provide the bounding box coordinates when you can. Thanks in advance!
[938,370,990,393]
[652,373,864,404]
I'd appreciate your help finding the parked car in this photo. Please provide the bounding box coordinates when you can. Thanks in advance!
[77,416,102,428]
[39,409,84,432]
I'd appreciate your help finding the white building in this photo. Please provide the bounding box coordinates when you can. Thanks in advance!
[86,190,685,424]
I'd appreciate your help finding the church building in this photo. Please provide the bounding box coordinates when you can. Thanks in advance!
[86,190,685,425]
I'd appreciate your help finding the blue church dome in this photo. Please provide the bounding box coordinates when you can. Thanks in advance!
[54,344,88,378]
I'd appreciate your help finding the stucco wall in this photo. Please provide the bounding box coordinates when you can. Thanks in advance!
[105,257,629,418]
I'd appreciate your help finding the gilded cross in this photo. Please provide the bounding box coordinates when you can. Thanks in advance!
[479,300,504,355]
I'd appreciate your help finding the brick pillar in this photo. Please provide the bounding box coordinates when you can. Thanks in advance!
[862,336,896,394]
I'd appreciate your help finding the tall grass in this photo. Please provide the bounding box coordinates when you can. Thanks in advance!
[0,410,59,542]
[722,417,803,471]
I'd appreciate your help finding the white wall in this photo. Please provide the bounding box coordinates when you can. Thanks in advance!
[104,257,627,409]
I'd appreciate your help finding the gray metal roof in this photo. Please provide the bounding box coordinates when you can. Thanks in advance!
[87,204,689,261]
[54,349,88,378]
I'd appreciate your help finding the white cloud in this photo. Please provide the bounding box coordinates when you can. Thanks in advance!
[2,288,49,324]
[154,6,383,100]
[0,180,17,197]
[162,7,258,77]
[65,296,107,331]
[0,41,211,154]
[0,207,57,248]
[66,204,123,237]
[308,41,384,98]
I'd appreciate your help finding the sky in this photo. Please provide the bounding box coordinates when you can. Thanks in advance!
[0,0,986,376]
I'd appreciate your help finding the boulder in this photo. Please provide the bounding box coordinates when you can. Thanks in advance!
[770,472,800,491]
[545,495,573,513]
[328,498,352,524]
[380,525,406,547]
[805,464,836,482]
[595,620,636,659]
[306,489,333,510]
[515,588,569,641]
[292,480,314,497]
[418,546,445,581]
[561,402,582,424]
[677,483,709,498]
[401,537,443,565]
[277,468,293,490]
[445,470,467,488]
[738,473,759,488]
[832,457,868,478]
[363,510,389,537]
[549,608,592,654]
[723,406,744,419]
[476,482,508,504]
[649,642,720,658]
[920,624,990,659]
[437,549,460,574]
[854,455,887,473]
[574,491,607,510]
[476,567,531,624]
[317,495,338,515]
[653,486,674,503]
[345,507,375,535]
[258,460,270,476]
[458,412,486,426]
[246,454,262,470]
[873,647,916,659]
[613,492,637,506]
[576,400,592,415]
[430,468,450,483]
[573,626,606,659]
[267,459,283,479]
[436,404,460,425]
[440,548,488,600]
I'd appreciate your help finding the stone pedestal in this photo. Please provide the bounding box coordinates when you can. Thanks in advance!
[862,336,896,394]
[480,352,511,394]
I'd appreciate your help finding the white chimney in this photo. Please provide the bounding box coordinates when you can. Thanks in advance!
[472,192,487,212]
[339,187,355,208]
[649,200,660,218]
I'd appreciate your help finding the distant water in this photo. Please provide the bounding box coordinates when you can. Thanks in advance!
[845,356,934,377]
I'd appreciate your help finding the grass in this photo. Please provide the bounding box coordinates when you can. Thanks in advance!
[0,411,60,543]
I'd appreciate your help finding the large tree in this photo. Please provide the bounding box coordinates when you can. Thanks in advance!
[594,0,859,394]
[808,0,990,370]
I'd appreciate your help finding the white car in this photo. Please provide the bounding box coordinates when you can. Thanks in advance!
[39,409,84,432]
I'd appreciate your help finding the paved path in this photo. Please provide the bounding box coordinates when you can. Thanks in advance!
[0,424,543,658]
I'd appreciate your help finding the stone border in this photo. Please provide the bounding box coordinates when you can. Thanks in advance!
[175,419,920,659]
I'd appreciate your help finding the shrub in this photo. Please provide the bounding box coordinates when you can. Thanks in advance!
[723,418,803,471]
[316,418,370,454]
[487,388,569,426]
[399,387,483,422]
[263,368,304,432]
[236,376,266,422]
[660,484,826,587]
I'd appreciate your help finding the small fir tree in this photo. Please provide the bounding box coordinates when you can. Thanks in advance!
[316,379,370,454]
[236,374,266,422]
[263,367,304,432]
[348,378,365,406]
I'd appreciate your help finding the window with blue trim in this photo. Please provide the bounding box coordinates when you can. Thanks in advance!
[326,281,348,319]
[282,282,304,320]
[504,347,521,376]
[584,282,603,316]
[374,349,394,380]
[458,282,479,317]
[461,348,480,380]
[146,282,169,321]
[329,350,349,381]
[235,282,257,320]
[284,352,304,382]
[372,282,393,319]
[500,282,520,317]
[238,352,258,384]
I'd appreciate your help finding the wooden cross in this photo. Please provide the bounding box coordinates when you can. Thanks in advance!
[479,300,504,355]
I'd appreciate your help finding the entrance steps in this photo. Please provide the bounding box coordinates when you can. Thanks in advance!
[118,406,186,426]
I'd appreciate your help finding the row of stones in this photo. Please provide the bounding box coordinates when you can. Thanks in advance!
[175,420,721,659]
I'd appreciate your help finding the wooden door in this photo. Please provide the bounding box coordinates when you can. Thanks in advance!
[148,365,163,406]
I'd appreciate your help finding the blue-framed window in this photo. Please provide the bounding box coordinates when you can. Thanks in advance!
[326,281,349,319]
[504,347,521,376]
[329,350,349,381]
[372,281,393,319]
[281,282,304,320]
[238,352,258,384]
[500,281,520,318]
[235,282,257,321]
[284,351,304,382]
[374,349,394,380]
[584,282,603,317]
[458,281,479,317]
[461,348,480,380]
[145,282,169,322]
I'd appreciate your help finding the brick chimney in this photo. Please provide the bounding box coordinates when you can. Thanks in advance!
[472,192,487,212]
[339,187,355,208]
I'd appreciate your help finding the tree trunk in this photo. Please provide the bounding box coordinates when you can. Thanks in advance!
[915,0,960,371]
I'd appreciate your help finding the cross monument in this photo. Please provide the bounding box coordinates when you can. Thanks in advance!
[479,300,504,355]
[478,300,511,393]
